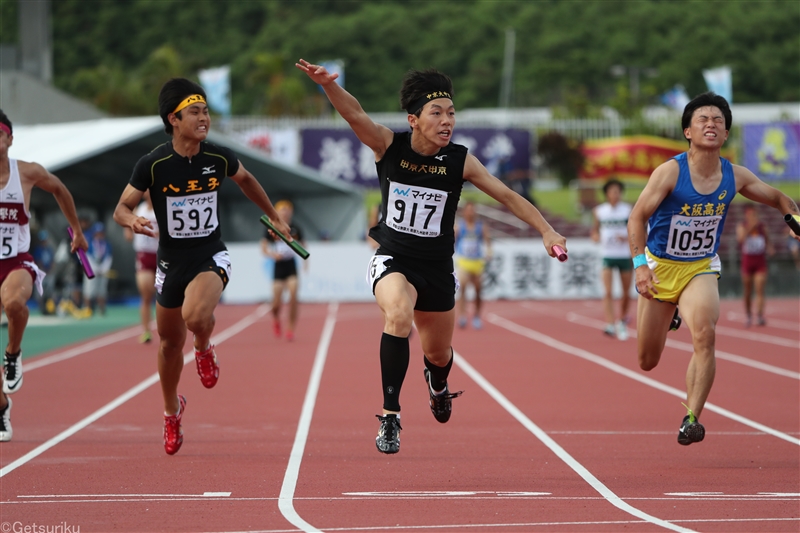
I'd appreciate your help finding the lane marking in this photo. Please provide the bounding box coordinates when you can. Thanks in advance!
[0,305,269,478]
[714,324,799,348]
[453,350,695,533]
[17,492,231,498]
[342,491,552,498]
[23,325,143,372]
[567,312,799,380]
[489,313,800,446]
[278,302,338,533]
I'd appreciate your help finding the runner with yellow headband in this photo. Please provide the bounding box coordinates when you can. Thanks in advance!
[113,78,292,455]
[172,94,207,115]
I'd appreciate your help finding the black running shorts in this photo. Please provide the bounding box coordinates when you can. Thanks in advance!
[155,244,231,308]
[273,258,298,281]
[367,247,458,312]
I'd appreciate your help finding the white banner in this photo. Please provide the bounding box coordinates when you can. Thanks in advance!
[221,238,636,304]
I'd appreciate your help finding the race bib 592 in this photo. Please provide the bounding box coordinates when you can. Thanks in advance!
[166,192,218,239]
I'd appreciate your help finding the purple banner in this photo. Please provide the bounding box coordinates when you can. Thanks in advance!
[301,128,531,187]
[743,123,800,182]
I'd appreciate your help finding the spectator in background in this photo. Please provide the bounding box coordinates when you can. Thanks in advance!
[736,204,772,327]
[454,201,491,329]
[124,191,159,343]
[591,179,633,340]
[82,222,113,316]
[261,200,305,341]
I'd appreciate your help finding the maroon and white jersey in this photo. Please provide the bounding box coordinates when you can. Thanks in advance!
[0,159,31,260]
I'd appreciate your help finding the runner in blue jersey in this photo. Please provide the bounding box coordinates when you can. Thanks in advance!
[297,59,566,454]
[454,201,491,329]
[628,92,800,446]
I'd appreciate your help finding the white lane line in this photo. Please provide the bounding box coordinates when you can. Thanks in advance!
[454,350,695,533]
[567,312,800,380]
[489,313,800,446]
[23,325,143,372]
[278,302,338,533]
[0,305,269,478]
[714,325,799,349]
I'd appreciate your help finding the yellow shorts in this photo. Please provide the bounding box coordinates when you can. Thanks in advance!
[456,257,486,276]
[645,249,721,304]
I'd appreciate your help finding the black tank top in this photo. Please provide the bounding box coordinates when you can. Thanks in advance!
[368,131,468,260]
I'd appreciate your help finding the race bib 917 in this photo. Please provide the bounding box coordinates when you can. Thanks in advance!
[166,192,218,239]
[386,183,447,238]
[666,214,721,258]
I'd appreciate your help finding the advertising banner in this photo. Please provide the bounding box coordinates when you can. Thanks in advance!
[222,238,633,304]
[581,135,735,181]
[742,123,800,182]
[300,128,531,187]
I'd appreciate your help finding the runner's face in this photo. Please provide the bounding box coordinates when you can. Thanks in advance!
[172,103,210,141]
[414,98,455,148]
[463,203,476,221]
[0,130,12,157]
[605,184,621,204]
[685,105,728,149]
[277,205,293,224]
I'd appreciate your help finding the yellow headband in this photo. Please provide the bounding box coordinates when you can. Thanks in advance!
[172,94,207,114]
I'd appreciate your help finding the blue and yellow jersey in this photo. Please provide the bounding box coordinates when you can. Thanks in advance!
[455,219,485,260]
[646,152,735,261]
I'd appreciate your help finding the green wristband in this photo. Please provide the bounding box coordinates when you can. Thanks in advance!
[632,254,647,269]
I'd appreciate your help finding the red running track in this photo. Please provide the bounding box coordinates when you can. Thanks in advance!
[0,298,797,532]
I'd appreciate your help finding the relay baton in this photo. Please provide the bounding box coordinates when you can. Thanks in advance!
[67,226,95,279]
[785,214,800,236]
[552,244,568,262]
[259,215,309,259]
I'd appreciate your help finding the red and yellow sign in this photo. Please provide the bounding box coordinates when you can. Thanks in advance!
[580,135,735,180]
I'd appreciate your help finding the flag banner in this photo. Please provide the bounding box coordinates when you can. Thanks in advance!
[301,128,530,187]
[581,135,735,180]
[743,123,800,182]
[198,65,231,117]
[702,66,732,103]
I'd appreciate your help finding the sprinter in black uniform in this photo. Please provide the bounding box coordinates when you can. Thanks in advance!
[113,78,291,455]
[260,200,305,341]
[297,60,567,454]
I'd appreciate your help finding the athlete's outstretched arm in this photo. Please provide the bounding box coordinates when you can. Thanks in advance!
[296,59,394,158]
[463,154,565,257]
[229,162,292,238]
[24,161,88,252]
[735,165,800,239]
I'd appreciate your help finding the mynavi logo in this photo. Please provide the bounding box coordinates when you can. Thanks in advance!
[393,187,410,197]
[170,199,187,207]
[675,219,692,226]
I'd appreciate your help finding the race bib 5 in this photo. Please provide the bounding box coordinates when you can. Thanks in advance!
[0,224,19,259]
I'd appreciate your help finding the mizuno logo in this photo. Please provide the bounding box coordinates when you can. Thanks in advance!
[434,155,447,161]
[202,166,215,175]
[393,187,410,197]
[6,193,16,200]
[159,260,169,269]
